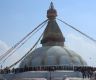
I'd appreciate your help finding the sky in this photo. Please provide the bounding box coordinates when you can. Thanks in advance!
[0,0,96,67]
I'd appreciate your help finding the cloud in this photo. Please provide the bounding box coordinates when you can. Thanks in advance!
[0,40,31,68]
[0,40,9,54]
[65,33,96,66]
[0,40,20,68]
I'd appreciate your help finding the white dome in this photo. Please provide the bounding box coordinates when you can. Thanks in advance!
[19,46,87,68]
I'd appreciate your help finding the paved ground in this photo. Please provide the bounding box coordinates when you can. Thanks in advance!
[13,78,91,80]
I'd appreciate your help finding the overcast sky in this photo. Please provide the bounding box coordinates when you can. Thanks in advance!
[0,0,96,67]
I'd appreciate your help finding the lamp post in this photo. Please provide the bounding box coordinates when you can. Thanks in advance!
[49,71,51,80]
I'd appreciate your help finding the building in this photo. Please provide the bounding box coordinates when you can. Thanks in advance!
[0,2,90,80]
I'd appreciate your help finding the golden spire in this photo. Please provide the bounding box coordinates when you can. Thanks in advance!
[41,2,65,46]
[47,2,57,20]
[49,2,54,9]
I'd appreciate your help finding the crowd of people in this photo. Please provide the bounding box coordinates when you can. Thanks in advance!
[0,65,96,79]
[74,66,96,79]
